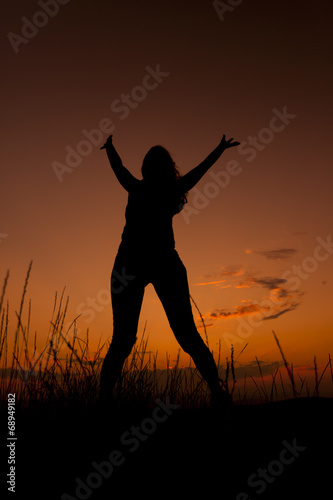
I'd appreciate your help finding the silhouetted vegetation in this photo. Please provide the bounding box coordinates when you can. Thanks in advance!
[1,264,332,414]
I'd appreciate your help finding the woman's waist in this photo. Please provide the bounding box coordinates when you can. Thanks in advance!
[120,229,175,252]
[117,240,177,261]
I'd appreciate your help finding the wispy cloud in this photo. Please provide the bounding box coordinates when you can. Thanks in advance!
[195,279,228,287]
[195,266,304,326]
[194,265,245,289]
[252,248,298,260]
[262,302,300,320]
[194,265,244,286]
[210,302,267,319]
[249,277,287,290]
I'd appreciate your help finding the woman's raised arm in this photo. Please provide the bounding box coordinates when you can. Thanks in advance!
[101,135,139,192]
[179,135,240,193]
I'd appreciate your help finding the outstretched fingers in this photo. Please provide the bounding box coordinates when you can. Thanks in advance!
[100,134,113,150]
[220,135,240,148]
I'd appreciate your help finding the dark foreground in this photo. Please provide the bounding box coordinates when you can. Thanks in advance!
[3,397,333,500]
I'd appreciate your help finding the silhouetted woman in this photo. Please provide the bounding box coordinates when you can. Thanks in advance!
[99,134,239,407]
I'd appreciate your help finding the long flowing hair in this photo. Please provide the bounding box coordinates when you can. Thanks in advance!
[141,145,188,211]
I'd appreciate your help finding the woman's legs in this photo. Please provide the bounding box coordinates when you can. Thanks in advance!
[152,252,222,395]
[99,258,145,400]
[100,250,230,408]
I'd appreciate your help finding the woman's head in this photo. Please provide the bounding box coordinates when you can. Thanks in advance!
[141,146,180,182]
[141,145,187,212]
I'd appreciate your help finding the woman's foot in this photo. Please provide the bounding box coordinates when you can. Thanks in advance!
[211,387,234,414]
[97,388,116,423]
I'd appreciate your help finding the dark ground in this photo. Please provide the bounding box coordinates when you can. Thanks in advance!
[2,397,333,500]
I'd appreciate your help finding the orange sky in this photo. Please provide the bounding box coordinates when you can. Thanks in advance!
[1,0,332,394]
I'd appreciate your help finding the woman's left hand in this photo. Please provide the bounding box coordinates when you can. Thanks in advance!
[100,135,113,150]
[220,134,240,149]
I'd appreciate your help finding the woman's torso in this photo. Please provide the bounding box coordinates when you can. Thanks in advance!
[119,179,184,260]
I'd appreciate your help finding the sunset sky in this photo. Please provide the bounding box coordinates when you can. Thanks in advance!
[1,0,332,393]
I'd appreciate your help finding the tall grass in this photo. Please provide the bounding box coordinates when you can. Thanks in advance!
[0,264,332,414]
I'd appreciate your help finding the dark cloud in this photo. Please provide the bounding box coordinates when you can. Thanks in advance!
[255,249,297,260]
[250,277,287,290]
[262,303,299,320]
[209,303,268,320]
[205,282,303,324]
[275,288,289,299]
[196,264,304,326]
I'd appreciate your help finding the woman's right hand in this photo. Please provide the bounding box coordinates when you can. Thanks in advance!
[100,135,113,150]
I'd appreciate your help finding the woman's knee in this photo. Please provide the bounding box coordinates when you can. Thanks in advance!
[108,332,137,359]
[173,326,207,355]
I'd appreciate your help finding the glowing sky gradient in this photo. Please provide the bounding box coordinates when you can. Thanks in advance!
[1,0,333,392]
